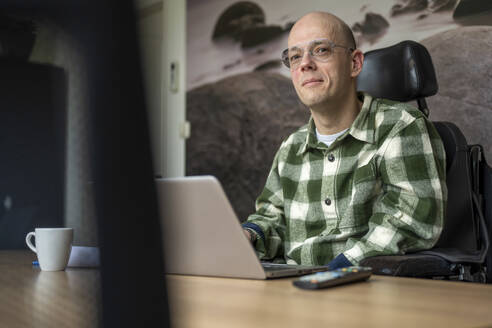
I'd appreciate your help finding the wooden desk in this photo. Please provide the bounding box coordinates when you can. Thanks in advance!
[0,250,101,328]
[2,251,492,328]
[168,274,492,328]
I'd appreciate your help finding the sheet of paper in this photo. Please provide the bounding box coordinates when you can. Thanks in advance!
[67,246,100,267]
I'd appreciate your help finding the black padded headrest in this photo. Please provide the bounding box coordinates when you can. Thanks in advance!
[356,40,438,102]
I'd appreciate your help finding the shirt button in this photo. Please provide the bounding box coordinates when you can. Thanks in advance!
[328,154,335,162]
[324,198,332,206]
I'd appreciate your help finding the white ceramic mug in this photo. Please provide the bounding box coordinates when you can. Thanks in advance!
[25,228,73,271]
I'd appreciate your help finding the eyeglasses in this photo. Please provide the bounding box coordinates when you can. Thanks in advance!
[281,38,354,69]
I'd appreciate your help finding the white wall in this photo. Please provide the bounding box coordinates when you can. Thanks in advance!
[137,0,187,178]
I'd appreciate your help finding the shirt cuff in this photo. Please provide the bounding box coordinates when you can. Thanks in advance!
[327,253,353,270]
[241,222,265,241]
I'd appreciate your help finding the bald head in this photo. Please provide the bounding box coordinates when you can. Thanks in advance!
[288,12,356,49]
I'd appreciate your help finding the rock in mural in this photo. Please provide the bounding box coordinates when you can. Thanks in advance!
[453,0,492,25]
[253,59,282,72]
[429,0,459,12]
[212,1,265,41]
[421,26,492,163]
[391,0,429,16]
[390,0,458,16]
[186,72,309,221]
[240,25,284,48]
[352,13,389,45]
[212,1,285,48]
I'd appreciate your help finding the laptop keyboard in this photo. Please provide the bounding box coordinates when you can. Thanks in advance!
[262,262,310,271]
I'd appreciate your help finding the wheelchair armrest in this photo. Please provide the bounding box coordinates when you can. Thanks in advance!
[360,253,457,277]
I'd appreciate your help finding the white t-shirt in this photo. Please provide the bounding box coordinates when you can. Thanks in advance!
[316,128,349,147]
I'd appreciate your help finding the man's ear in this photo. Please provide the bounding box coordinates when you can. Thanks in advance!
[350,49,364,78]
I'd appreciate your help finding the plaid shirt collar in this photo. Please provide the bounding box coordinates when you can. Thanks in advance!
[297,93,376,156]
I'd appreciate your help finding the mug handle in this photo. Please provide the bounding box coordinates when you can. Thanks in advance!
[25,232,37,253]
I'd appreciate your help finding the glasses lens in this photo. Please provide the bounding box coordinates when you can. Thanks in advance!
[282,39,338,69]
[310,41,333,60]
[286,47,303,69]
[281,48,290,68]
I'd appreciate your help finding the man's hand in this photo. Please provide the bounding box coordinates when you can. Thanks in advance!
[243,229,254,243]
[243,229,252,241]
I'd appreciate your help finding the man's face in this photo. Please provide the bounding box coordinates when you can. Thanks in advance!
[288,19,354,110]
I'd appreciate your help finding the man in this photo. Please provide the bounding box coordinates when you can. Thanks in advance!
[241,12,447,269]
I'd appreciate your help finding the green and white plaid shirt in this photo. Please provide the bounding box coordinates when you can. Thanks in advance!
[244,94,447,266]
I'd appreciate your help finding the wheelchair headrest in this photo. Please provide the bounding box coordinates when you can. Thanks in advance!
[356,40,438,102]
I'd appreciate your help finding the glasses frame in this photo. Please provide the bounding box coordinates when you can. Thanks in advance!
[281,38,354,69]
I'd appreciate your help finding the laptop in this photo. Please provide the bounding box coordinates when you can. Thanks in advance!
[156,175,330,279]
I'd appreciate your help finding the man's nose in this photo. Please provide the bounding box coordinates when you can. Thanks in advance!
[299,51,316,71]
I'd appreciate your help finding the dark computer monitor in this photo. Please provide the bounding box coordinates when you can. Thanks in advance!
[0,59,66,249]
[0,1,170,326]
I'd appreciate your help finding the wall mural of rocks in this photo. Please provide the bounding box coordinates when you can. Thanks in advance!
[186,72,309,221]
[186,0,492,221]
